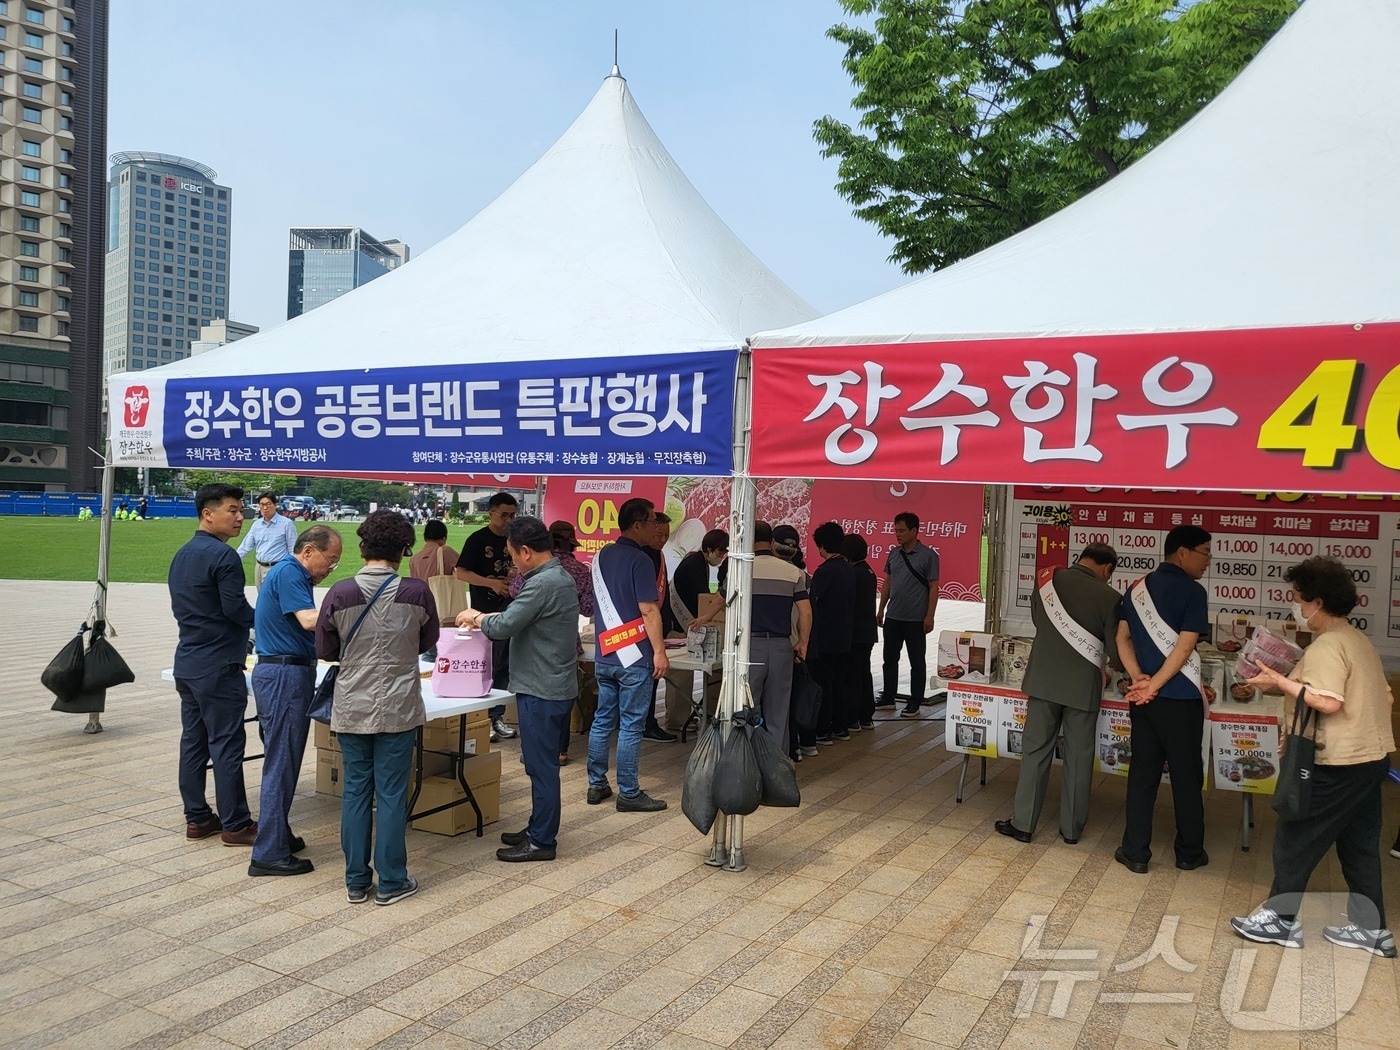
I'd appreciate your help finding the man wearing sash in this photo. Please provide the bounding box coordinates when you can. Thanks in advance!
[586,498,670,812]
[996,543,1120,845]
[1114,525,1213,874]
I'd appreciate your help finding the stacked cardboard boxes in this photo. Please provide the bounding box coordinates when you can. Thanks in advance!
[314,711,501,834]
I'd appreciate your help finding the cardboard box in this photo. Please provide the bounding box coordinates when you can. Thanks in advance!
[696,591,726,624]
[411,751,503,836]
[686,624,720,661]
[1388,673,1400,762]
[313,721,339,751]
[422,716,491,756]
[936,631,995,685]
[315,747,343,797]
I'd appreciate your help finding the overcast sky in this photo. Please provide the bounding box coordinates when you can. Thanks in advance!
[107,1,906,334]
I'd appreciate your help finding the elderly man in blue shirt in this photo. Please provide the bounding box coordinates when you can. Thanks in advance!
[458,516,580,862]
[248,525,343,876]
[236,491,299,589]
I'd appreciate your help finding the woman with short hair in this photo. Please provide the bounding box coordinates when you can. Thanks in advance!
[1231,556,1395,957]
[315,511,437,906]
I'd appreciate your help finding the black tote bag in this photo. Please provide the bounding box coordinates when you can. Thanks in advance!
[1273,689,1318,821]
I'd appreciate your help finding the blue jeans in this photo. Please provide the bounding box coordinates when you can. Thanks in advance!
[250,663,314,863]
[517,693,575,850]
[338,729,416,893]
[588,662,652,798]
[175,664,251,831]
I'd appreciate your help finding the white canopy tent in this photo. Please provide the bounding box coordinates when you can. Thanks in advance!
[741,0,1400,710]
[150,71,815,380]
[750,0,1400,349]
[103,74,816,846]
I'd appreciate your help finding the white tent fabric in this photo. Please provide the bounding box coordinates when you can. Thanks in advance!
[155,72,815,380]
[751,0,1400,348]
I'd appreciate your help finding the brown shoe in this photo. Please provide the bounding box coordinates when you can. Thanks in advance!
[220,822,258,847]
[186,816,223,840]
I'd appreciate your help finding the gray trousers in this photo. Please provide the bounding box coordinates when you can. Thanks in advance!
[1011,696,1097,840]
[747,636,794,755]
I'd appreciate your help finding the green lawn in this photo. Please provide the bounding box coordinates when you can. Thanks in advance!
[0,517,378,586]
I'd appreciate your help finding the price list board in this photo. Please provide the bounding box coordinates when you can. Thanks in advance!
[1005,488,1400,667]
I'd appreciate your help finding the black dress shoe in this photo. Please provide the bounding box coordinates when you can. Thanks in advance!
[617,790,667,812]
[1176,852,1209,871]
[995,819,1032,843]
[496,840,556,862]
[1061,835,1080,845]
[249,856,315,877]
[288,835,306,854]
[642,726,677,742]
[500,828,529,847]
[587,784,613,805]
[1114,847,1149,874]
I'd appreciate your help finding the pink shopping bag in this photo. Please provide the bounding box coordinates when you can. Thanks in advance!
[432,628,493,698]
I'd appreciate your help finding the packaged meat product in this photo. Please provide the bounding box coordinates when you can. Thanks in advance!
[1234,625,1303,680]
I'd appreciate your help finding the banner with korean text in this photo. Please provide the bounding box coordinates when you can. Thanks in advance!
[108,350,738,476]
[750,324,1400,494]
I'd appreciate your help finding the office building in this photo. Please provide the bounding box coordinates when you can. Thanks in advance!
[190,317,257,356]
[101,152,232,379]
[287,226,407,318]
[0,0,109,491]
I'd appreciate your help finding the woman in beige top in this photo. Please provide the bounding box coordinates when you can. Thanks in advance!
[1230,557,1395,958]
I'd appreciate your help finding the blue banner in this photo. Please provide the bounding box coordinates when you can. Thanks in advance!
[112,350,738,476]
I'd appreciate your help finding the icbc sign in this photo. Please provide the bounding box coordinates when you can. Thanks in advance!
[122,385,151,428]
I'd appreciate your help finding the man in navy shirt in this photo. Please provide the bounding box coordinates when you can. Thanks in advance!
[1115,524,1213,874]
[168,483,257,844]
[248,526,343,876]
[587,498,669,812]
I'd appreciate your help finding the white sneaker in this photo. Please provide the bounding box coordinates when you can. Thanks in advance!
[492,718,517,740]
[1322,923,1397,958]
[1230,907,1303,949]
[798,745,818,758]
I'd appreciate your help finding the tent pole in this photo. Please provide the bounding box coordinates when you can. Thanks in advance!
[983,485,1008,635]
[87,448,115,734]
[709,347,754,872]
[96,449,114,624]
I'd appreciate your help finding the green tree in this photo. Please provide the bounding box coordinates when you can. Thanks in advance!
[815,0,1297,273]
[182,470,297,496]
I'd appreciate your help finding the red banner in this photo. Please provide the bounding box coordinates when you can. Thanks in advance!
[541,476,668,563]
[750,323,1400,495]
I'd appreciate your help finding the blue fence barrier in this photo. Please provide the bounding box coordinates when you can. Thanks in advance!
[0,492,196,517]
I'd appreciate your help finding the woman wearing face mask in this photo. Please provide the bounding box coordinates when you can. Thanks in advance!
[1230,556,1396,958]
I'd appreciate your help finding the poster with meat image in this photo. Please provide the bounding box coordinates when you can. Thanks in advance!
[541,476,668,564]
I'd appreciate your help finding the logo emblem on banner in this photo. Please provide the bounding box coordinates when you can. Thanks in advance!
[123,386,151,428]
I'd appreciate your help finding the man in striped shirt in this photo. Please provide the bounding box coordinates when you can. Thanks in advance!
[236,492,299,589]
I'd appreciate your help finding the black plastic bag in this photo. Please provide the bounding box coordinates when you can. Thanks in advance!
[751,720,801,807]
[41,625,88,701]
[81,621,134,691]
[792,659,822,734]
[308,665,337,724]
[681,719,724,833]
[51,687,106,715]
[713,714,763,816]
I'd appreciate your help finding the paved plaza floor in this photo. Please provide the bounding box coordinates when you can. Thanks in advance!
[1,581,1396,1049]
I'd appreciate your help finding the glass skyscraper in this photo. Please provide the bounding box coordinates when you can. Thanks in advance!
[101,152,232,377]
[0,0,109,491]
[286,226,407,318]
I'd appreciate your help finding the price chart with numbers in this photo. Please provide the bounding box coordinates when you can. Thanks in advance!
[1001,488,1400,666]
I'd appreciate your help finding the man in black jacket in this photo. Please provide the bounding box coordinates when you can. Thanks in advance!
[810,521,856,743]
[843,534,879,730]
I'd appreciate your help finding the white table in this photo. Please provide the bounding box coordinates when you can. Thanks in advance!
[164,667,513,837]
